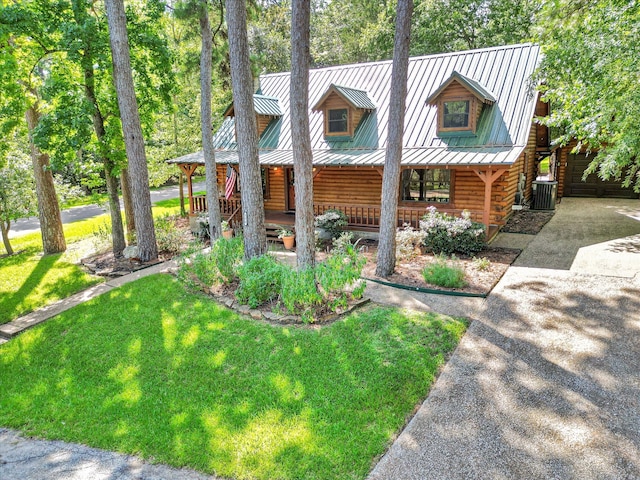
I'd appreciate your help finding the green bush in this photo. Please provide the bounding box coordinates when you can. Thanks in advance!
[420,207,486,256]
[236,255,285,308]
[177,243,218,290]
[177,237,243,289]
[280,267,323,322]
[155,214,183,254]
[316,245,366,303]
[234,246,366,321]
[210,236,243,284]
[421,255,466,288]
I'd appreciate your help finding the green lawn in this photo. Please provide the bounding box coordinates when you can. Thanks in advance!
[0,274,467,480]
[1,203,182,324]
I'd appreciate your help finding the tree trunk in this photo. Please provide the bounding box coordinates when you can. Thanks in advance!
[226,0,267,259]
[1,220,14,256]
[200,1,223,240]
[121,168,136,242]
[83,61,126,256]
[376,0,413,277]
[104,0,158,262]
[173,95,186,217]
[291,0,315,269]
[24,104,66,255]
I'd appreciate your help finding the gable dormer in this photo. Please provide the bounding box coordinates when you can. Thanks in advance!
[312,84,376,139]
[224,94,283,138]
[425,71,496,135]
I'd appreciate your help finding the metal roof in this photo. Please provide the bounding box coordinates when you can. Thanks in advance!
[311,84,377,111]
[223,94,283,117]
[175,43,541,168]
[424,71,496,104]
[253,95,283,116]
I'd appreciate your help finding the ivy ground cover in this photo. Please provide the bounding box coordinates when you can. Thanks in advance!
[0,274,467,479]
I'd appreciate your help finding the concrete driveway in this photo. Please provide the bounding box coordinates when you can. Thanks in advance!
[509,198,640,275]
[369,198,640,479]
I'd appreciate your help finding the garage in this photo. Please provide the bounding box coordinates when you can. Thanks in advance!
[564,153,639,198]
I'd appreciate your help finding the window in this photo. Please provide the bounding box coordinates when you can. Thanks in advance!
[401,168,450,203]
[328,108,348,133]
[443,100,470,129]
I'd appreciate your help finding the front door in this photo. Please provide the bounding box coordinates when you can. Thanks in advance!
[285,167,295,211]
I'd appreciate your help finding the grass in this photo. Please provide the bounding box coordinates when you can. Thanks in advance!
[0,274,468,480]
[154,190,205,209]
[539,157,550,175]
[0,202,182,325]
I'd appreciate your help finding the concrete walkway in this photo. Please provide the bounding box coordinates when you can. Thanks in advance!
[2,198,640,479]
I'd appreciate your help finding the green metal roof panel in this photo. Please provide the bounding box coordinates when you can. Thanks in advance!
[332,85,377,110]
[253,95,283,116]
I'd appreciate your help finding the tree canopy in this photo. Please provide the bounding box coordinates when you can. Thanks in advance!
[537,0,640,191]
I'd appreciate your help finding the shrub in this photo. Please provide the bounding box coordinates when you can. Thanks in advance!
[91,221,112,251]
[473,256,491,271]
[210,236,243,284]
[316,244,366,302]
[395,224,427,262]
[177,243,218,290]
[236,254,285,308]
[155,214,183,254]
[315,209,348,239]
[177,237,243,290]
[422,254,466,288]
[280,267,322,322]
[419,207,486,256]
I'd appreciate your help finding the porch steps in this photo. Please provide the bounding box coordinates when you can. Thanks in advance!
[265,223,283,242]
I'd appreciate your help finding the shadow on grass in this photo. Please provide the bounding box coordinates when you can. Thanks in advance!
[0,253,60,323]
[0,274,465,480]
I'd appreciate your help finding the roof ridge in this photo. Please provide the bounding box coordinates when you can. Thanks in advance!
[261,43,538,79]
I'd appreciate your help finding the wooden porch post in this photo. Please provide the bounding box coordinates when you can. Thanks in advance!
[179,163,198,215]
[474,167,504,235]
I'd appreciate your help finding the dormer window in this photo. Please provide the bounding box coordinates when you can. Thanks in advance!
[224,94,283,138]
[426,71,495,136]
[312,84,376,140]
[328,108,348,134]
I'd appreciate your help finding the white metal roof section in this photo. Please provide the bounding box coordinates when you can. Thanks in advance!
[171,43,542,169]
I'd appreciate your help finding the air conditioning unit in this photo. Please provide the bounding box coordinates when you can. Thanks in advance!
[532,181,558,210]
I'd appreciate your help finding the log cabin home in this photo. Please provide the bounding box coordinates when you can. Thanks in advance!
[169,42,636,240]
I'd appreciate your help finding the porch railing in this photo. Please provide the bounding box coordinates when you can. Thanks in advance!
[191,196,483,230]
[192,195,243,228]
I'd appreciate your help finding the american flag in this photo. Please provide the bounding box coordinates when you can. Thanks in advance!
[225,165,237,200]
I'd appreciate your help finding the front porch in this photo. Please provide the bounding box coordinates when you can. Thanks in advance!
[190,195,500,239]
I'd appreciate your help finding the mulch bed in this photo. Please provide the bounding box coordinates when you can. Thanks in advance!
[360,246,520,296]
[502,209,555,235]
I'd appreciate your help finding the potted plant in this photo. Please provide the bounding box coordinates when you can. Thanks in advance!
[278,226,295,249]
[221,220,233,239]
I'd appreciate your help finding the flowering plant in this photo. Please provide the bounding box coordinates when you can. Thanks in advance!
[314,209,348,239]
[419,207,486,255]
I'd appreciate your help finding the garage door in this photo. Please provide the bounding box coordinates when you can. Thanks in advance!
[564,153,639,198]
